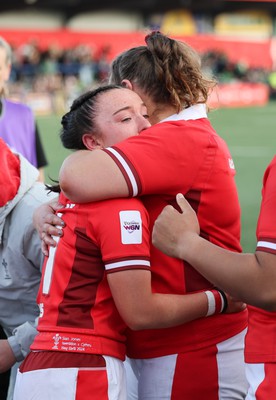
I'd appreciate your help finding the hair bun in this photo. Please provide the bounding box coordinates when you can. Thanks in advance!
[145,30,161,45]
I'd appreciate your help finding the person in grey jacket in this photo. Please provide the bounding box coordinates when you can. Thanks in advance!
[0,138,55,399]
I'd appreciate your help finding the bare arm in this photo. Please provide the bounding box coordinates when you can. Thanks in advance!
[38,150,128,250]
[37,167,45,183]
[59,150,128,203]
[0,340,16,373]
[152,193,276,311]
[107,269,245,331]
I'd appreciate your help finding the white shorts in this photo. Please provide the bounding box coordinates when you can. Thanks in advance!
[245,362,276,399]
[126,329,248,400]
[13,352,126,400]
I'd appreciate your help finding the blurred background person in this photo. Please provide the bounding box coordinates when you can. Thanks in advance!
[0,36,48,182]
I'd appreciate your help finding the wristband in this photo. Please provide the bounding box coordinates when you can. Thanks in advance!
[205,289,226,316]
[215,288,228,313]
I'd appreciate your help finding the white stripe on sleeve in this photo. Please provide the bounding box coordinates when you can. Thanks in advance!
[106,147,139,196]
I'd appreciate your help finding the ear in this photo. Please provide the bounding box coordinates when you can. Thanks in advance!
[121,79,133,90]
[82,134,103,150]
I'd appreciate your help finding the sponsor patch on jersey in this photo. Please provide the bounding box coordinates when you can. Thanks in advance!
[120,210,142,244]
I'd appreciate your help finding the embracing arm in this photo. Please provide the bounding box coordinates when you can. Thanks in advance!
[152,194,276,311]
[107,269,245,331]
[59,150,128,203]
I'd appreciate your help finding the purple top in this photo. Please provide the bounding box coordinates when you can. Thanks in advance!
[0,99,38,167]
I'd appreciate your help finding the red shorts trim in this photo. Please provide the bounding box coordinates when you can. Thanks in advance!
[19,351,106,372]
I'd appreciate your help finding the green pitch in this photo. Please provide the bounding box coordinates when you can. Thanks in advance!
[209,102,276,252]
[38,102,276,252]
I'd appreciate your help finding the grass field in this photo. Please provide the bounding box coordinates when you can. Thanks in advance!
[37,101,276,253]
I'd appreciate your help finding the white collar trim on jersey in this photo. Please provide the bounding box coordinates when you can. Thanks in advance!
[160,103,207,123]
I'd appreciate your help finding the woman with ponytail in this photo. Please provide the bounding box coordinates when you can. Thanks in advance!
[38,32,248,399]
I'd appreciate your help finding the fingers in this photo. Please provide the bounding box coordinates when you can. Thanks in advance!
[176,193,186,211]
[52,201,64,212]
[159,195,187,217]
[41,228,62,256]
[38,221,62,241]
[43,223,63,238]
[176,193,193,214]
[176,192,185,203]
[41,240,50,257]
[39,214,64,240]
[44,213,65,227]
[224,292,247,314]
[40,230,61,256]
[40,217,64,256]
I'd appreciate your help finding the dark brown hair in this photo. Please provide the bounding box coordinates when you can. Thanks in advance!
[47,84,123,193]
[110,31,216,113]
[60,84,122,150]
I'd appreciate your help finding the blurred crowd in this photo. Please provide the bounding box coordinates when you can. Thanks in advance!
[201,51,267,84]
[7,40,276,112]
[8,40,112,112]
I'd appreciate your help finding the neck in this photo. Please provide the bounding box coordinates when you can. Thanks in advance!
[149,104,178,125]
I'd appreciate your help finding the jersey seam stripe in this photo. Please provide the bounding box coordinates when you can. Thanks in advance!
[105,147,138,196]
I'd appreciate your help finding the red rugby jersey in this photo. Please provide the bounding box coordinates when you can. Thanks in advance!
[104,106,248,358]
[245,156,276,363]
[31,194,151,361]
